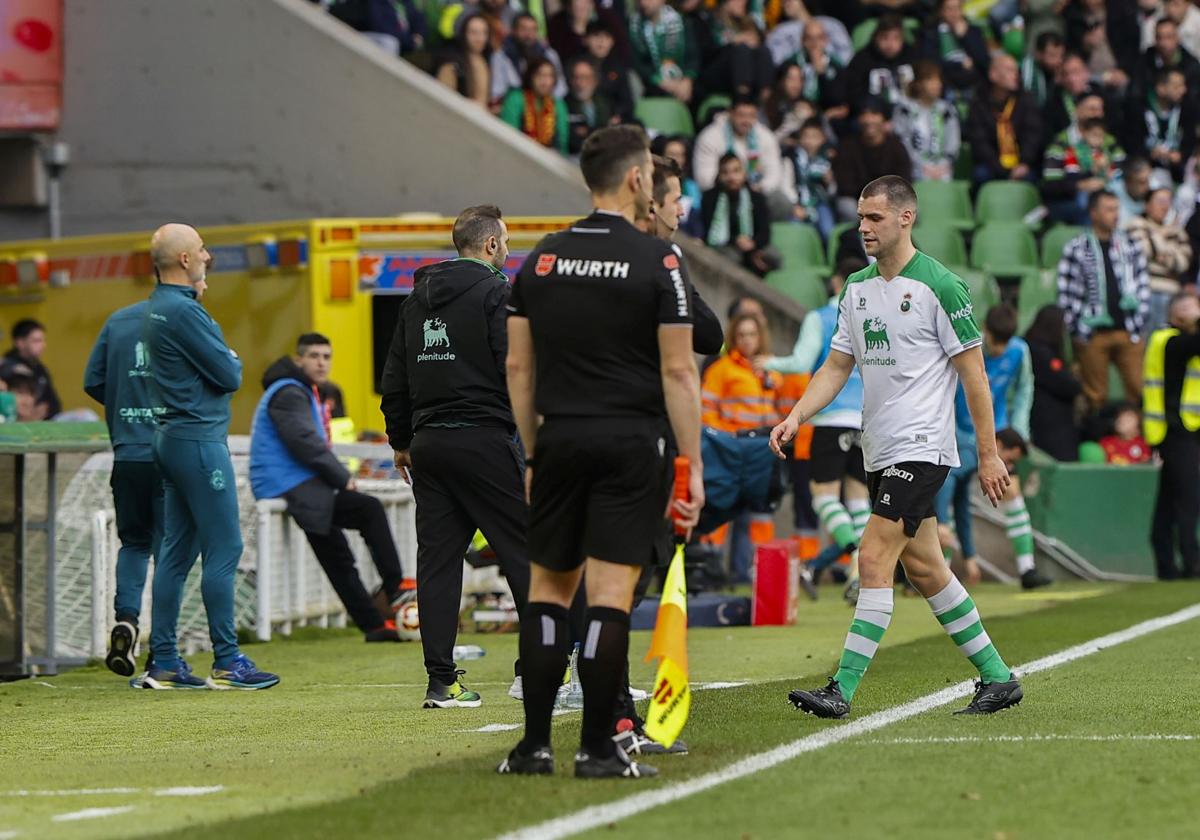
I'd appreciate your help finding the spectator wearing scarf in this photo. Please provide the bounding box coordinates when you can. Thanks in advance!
[967,52,1043,187]
[893,61,960,182]
[1021,31,1065,108]
[1056,190,1151,409]
[499,57,569,154]
[693,98,786,201]
[701,153,780,275]
[629,0,698,101]
[916,0,990,102]
[1128,68,1196,185]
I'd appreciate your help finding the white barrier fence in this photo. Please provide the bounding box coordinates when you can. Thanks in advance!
[82,443,418,660]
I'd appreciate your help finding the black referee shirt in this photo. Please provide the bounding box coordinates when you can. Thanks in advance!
[508,210,694,420]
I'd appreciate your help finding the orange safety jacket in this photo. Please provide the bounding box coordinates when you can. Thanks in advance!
[701,350,785,432]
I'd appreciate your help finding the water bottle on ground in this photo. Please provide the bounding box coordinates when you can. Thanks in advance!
[453,644,486,660]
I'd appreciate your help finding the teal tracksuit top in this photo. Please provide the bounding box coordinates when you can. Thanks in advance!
[83,300,164,462]
[144,282,242,441]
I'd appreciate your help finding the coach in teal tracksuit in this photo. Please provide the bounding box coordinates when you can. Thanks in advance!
[142,223,278,690]
[84,300,168,678]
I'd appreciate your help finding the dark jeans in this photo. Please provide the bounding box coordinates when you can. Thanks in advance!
[410,426,532,684]
[302,489,405,632]
[1151,430,1200,579]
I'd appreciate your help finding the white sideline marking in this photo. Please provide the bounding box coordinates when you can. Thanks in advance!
[864,734,1198,745]
[693,681,747,690]
[1,786,223,798]
[155,786,225,796]
[495,602,1200,840]
[51,807,134,822]
[0,830,18,839]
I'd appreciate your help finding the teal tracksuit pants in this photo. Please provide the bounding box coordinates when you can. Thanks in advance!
[151,434,243,670]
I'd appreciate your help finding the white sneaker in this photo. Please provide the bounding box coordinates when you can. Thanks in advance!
[508,675,523,700]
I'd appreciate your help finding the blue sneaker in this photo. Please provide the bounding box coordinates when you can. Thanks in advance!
[143,659,208,690]
[206,654,280,691]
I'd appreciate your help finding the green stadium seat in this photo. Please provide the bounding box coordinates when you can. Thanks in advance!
[771,222,828,270]
[696,94,731,129]
[970,223,1039,278]
[975,180,1041,225]
[827,222,857,266]
[766,267,829,311]
[961,270,1001,327]
[1041,224,1084,269]
[635,97,695,137]
[914,180,974,231]
[953,142,974,182]
[1017,268,1060,332]
[913,225,968,269]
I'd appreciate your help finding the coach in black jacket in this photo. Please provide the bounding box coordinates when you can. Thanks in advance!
[380,205,531,709]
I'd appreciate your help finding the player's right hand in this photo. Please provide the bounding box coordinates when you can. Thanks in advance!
[769,417,798,460]
[977,454,1011,507]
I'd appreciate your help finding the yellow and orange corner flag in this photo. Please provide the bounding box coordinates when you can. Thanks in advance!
[643,457,692,747]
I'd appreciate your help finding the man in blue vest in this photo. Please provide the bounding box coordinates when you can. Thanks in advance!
[84,300,168,680]
[761,258,870,604]
[143,222,278,690]
[250,333,409,640]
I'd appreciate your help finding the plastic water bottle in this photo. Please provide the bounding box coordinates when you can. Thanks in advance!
[453,644,486,660]
[563,642,584,709]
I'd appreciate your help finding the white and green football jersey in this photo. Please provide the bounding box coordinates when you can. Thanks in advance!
[830,251,981,472]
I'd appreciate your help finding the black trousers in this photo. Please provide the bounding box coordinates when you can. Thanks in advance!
[410,426,532,684]
[302,489,405,632]
[1151,430,1200,579]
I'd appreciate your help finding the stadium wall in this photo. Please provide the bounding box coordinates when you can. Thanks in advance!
[0,0,590,240]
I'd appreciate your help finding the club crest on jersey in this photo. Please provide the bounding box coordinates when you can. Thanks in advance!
[535,254,557,276]
[900,293,912,313]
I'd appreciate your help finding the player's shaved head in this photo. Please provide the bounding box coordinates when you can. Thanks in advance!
[150,223,201,272]
[150,222,211,295]
[860,175,917,213]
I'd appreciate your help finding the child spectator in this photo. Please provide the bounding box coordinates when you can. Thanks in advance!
[1100,404,1153,464]
[1044,102,1127,224]
[499,57,569,154]
[893,60,960,182]
[787,118,836,239]
[702,153,780,275]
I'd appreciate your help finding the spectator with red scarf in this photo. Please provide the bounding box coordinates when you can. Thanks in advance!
[500,57,570,154]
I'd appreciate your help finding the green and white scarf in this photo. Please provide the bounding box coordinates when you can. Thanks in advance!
[1145,92,1182,151]
[1021,55,1047,106]
[707,188,754,247]
[1083,233,1140,328]
[936,23,967,64]
[636,5,687,81]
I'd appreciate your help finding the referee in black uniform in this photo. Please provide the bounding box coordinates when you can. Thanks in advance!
[497,125,704,780]
[381,205,531,708]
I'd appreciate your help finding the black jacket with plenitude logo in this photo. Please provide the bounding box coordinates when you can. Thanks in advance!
[380,258,515,451]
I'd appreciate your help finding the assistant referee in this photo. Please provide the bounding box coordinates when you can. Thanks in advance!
[497,125,704,780]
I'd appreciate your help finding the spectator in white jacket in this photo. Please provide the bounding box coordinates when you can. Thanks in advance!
[693,96,790,218]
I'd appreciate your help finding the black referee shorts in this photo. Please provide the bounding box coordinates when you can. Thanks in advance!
[809,426,866,485]
[866,461,950,538]
[529,417,671,571]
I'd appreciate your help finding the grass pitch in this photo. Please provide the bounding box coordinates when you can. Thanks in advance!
[1,581,1197,839]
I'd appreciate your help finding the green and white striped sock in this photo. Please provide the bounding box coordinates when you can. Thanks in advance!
[1003,497,1035,574]
[927,578,1012,684]
[815,494,857,550]
[848,498,871,542]
[832,587,893,700]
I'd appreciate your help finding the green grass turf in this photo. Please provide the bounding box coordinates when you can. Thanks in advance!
[1,581,1196,839]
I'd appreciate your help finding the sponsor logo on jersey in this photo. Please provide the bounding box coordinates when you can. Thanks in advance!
[669,267,688,317]
[663,253,679,270]
[128,341,152,378]
[418,318,457,362]
[856,296,867,310]
[880,493,891,506]
[949,304,974,322]
[863,317,891,351]
[553,258,630,278]
[882,466,914,482]
[535,254,557,276]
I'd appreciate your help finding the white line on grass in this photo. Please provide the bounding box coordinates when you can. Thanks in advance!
[51,807,134,822]
[155,786,225,796]
[863,734,1198,745]
[0,830,18,839]
[495,601,1200,840]
[0,786,224,798]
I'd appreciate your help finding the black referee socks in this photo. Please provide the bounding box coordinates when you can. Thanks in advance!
[578,606,632,758]
[518,601,571,754]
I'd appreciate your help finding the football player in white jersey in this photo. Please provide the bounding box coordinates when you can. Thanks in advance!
[770,175,1023,718]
